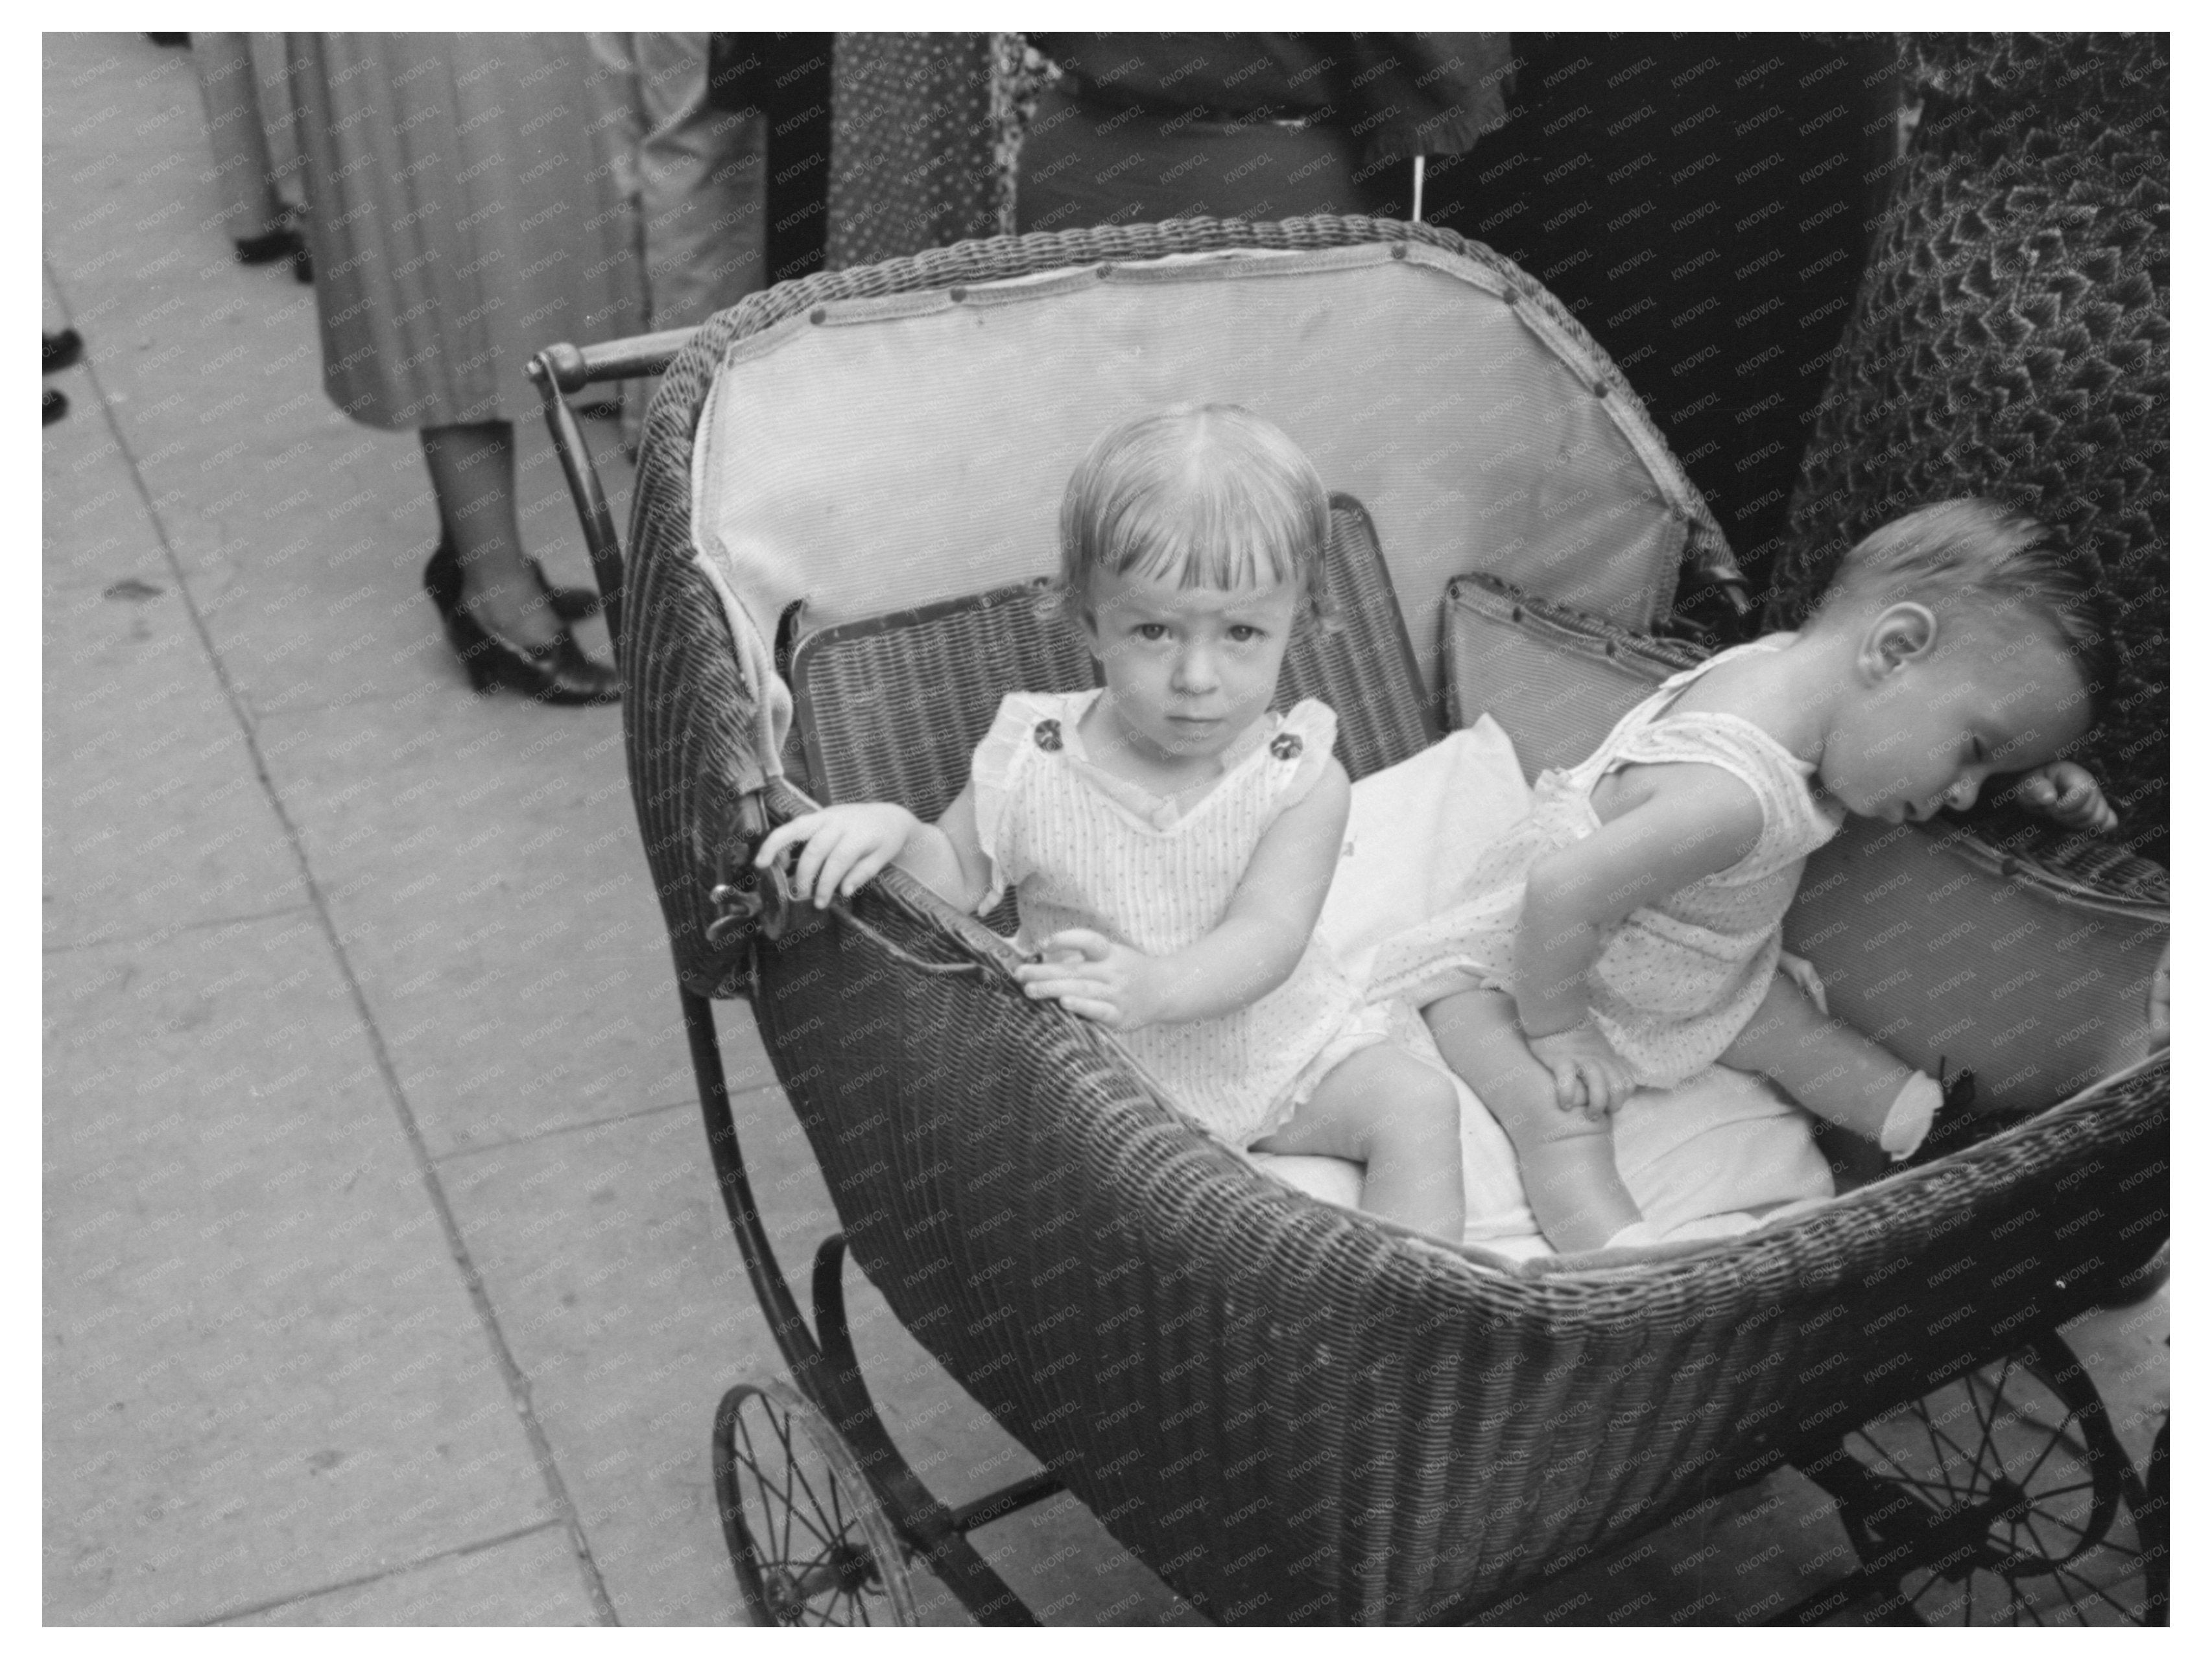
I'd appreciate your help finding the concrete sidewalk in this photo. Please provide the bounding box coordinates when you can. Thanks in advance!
[41,30,1203,1627]
[43,32,2165,1628]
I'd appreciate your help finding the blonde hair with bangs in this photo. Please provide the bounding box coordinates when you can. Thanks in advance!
[1058,405,1329,623]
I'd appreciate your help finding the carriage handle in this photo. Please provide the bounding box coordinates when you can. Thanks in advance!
[525,327,701,652]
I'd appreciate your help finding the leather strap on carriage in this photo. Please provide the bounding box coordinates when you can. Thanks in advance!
[704,788,991,979]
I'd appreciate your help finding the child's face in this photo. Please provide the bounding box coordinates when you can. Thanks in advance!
[1820,611,2093,825]
[1080,565,1300,766]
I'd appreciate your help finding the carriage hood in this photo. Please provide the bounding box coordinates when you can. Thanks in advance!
[679,235,1731,784]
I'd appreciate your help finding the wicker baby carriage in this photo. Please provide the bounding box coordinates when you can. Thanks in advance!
[527,217,2167,1625]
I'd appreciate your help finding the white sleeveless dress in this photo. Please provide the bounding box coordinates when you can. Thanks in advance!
[1367,635,1846,1089]
[971,690,1390,1147]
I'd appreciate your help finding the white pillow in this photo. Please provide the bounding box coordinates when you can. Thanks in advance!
[1263,718,1833,1253]
[1319,716,1530,984]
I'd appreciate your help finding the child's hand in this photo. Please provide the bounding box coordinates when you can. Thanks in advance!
[1016,929,1166,1030]
[755,803,919,906]
[2013,762,2119,834]
[1527,1020,1636,1120]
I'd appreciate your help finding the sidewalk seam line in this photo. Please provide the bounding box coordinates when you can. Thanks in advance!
[430,1085,779,1165]
[47,257,620,1628]
[42,900,318,956]
[192,1519,570,1625]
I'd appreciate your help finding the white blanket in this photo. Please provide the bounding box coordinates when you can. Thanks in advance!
[1251,720,1834,1257]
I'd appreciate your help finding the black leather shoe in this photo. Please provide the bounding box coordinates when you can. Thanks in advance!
[424,536,600,624]
[1907,1060,2004,1164]
[43,329,82,373]
[423,540,617,705]
[442,607,622,705]
[235,226,305,266]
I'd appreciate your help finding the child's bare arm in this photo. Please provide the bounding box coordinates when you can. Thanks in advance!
[1514,762,1765,1109]
[1016,757,1350,1028]
[1516,763,1763,1028]
[756,781,992,912]
[927,782,995,910]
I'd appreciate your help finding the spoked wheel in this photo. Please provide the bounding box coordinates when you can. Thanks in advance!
[1813,1333,2161,1625]
[713,1381,918,1626]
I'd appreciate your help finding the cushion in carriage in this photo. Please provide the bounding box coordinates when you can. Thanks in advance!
[1444,576,2167,1116]
[689,238,1728,720]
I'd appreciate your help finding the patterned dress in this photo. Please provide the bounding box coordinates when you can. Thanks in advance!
[286,34,645,430]
[971,690,1388,1147]
[1368,637,1846,1089]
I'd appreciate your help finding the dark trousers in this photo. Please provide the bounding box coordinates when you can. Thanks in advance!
[1016,82,1411,233]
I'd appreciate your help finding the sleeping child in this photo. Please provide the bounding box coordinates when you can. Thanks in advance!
[1369,499,2119,1251]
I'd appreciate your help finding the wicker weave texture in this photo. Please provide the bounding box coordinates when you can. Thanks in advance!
[614,213,2170,1623]
[1768,33,2169,860]
[1276,495,1446,775]
[1444,575,1708,781]
[793,583,1095,822]
[748,867,2164,1623]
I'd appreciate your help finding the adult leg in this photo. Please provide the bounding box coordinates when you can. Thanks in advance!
[420,423,561,649]
[192,32,289,248]
[1719,971,1915,1144]
[1423,987,1640,1251]
[615,34,768,453]
[635,32,767,327]
[1252,1045,1464,1240]
[243,34,307,215]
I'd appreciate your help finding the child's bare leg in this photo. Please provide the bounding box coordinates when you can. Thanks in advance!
[1720,971,1914,1142]
[1423,988,1639,1251]
[1252,1044,1464,1239]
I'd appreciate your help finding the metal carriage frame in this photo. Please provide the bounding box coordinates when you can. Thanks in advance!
[525,217,2167,1627]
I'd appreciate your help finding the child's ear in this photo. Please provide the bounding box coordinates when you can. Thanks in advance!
[1862,603,1938,679]
[1076,598,1106,657]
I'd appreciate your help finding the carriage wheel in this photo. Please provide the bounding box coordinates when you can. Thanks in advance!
[1816,1334,2159,1625]
[713,1382,918,1626]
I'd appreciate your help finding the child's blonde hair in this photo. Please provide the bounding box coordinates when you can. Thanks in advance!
[1812,498,2115,704]
[1058,405,1330,622]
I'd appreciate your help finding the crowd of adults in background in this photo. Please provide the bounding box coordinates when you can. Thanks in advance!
[92,31,1891,714]
[71,32,2157,869]
[100,32,1898,718]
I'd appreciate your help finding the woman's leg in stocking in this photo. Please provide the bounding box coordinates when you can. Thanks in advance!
[420,422,560,648]
[193,32,289,244]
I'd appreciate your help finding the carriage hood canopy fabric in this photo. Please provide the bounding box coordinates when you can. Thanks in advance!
[687,238,1726,784]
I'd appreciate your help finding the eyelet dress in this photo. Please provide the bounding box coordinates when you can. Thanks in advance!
[1367,635,1847,1090]
[971,689,1390,1149]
